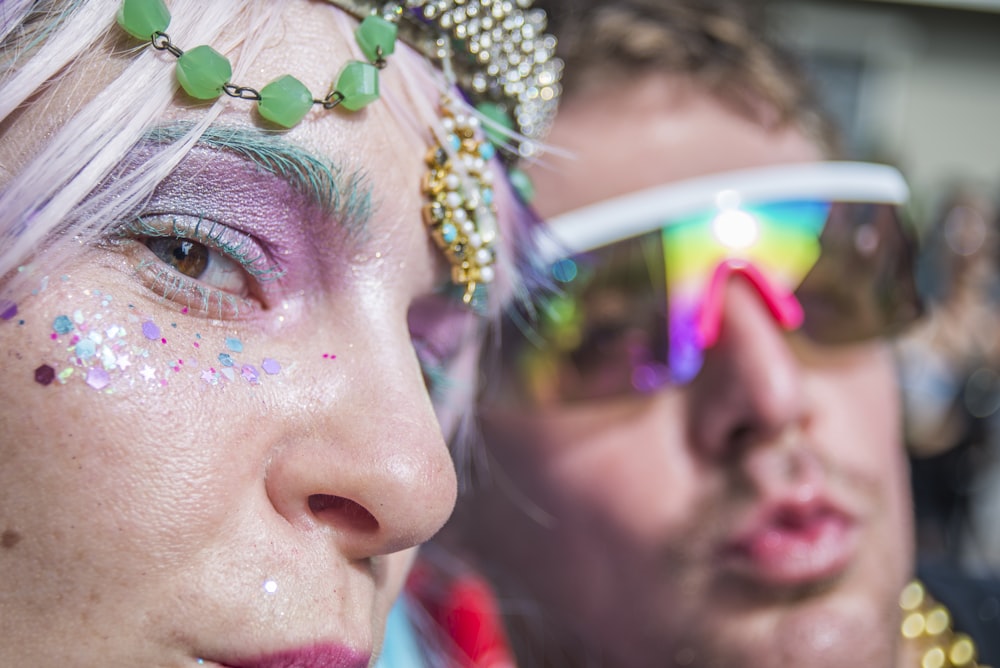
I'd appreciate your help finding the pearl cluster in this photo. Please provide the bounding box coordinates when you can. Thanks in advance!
[409,0,562,158]
[422,96,499,302]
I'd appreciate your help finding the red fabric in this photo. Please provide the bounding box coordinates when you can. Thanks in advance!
[407,561,516,667]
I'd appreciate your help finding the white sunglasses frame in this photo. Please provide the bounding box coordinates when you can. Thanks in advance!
[536,161,911,263]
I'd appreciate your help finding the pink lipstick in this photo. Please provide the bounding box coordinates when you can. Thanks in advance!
[218,644,371,668]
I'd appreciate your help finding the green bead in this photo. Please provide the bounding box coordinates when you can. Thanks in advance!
[175,45,232,100]
[476,102,514,146]
[258,75,313,128]
[336,61,379,111]
[116,0,170,40]
[355,15,397,63]
[508,167,535,203]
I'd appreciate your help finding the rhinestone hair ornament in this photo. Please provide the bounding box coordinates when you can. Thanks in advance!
[115,0,561,302]
[326,0,564,162]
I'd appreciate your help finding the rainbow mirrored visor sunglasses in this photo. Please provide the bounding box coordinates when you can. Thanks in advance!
[501,162,923,405]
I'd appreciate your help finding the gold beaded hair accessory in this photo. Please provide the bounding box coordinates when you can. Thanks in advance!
[422,94,499,302]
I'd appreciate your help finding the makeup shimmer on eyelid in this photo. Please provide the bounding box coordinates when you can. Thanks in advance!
[23,277,284,392]
[136,126,374,292]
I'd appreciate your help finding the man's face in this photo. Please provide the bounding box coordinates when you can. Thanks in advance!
[462,73,916,667]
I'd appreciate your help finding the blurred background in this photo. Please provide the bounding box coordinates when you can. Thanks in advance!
[768,0,1000,577]
[770,0,1000,216]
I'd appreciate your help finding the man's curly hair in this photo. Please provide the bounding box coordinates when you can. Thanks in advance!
[540,0,840,156]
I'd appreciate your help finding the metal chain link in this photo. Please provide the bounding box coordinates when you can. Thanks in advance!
[222,84,262,101]
[150,31,183,58]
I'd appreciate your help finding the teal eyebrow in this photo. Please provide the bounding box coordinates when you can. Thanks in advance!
[144,123,373,233]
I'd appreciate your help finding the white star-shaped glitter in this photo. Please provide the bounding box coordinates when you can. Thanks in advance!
[140,365,156,381]
[116,354,131,371]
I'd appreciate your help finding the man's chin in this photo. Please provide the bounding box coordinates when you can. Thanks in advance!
[668,589,899,668]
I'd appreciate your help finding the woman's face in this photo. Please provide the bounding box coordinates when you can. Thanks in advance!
[0,4,473,666]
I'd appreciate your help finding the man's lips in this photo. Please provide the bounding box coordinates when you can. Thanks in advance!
[210,644,371,668]
[718,498,858,587]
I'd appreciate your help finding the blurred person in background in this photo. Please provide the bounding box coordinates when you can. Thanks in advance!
[897,185,1000,573]
[428,0,1000,666]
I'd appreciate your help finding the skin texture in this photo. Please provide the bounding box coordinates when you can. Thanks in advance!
[455,73,917,667]
[0,3,487,666]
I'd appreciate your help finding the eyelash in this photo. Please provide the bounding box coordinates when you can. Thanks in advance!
[119,214,285,318]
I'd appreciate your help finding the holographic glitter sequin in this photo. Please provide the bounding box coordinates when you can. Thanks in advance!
[52,315,74,335]
[34,364,55,386]
[241,365,260,384]
[0,300,17,320]
[86,368,111,390]
[142,320,161,341]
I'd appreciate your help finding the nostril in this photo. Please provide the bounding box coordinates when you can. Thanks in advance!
[308,494,379,533]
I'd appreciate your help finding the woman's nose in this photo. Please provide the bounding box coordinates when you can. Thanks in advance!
[686,274,809,460]
[263,328,458,561]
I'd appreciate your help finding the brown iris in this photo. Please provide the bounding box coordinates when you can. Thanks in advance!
[147,238,209,278]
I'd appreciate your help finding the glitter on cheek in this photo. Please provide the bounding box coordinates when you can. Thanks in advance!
[322,353,337,360]
[1,300,18,320]
[86,368,111,390]
[241,365,259,384]
[32,282,286,393]
[52,315,73,335]
[263,579,278,594]
[34,364,55,386]
[75,339,97,360]
[141,320,161,341]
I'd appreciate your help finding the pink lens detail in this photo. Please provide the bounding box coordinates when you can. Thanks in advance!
[697,259,805,349]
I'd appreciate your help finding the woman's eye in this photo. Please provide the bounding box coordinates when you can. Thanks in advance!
[148,238,208,277]
[116,215,284,318]
[146,237,249,297]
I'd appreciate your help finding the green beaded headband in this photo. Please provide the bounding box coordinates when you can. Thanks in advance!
[116,0,562,160]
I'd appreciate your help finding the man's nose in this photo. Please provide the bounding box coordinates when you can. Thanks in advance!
[685,271,808,461]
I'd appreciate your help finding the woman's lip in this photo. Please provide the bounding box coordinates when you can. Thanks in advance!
[213,644,371,668]
[718,498,859,588]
